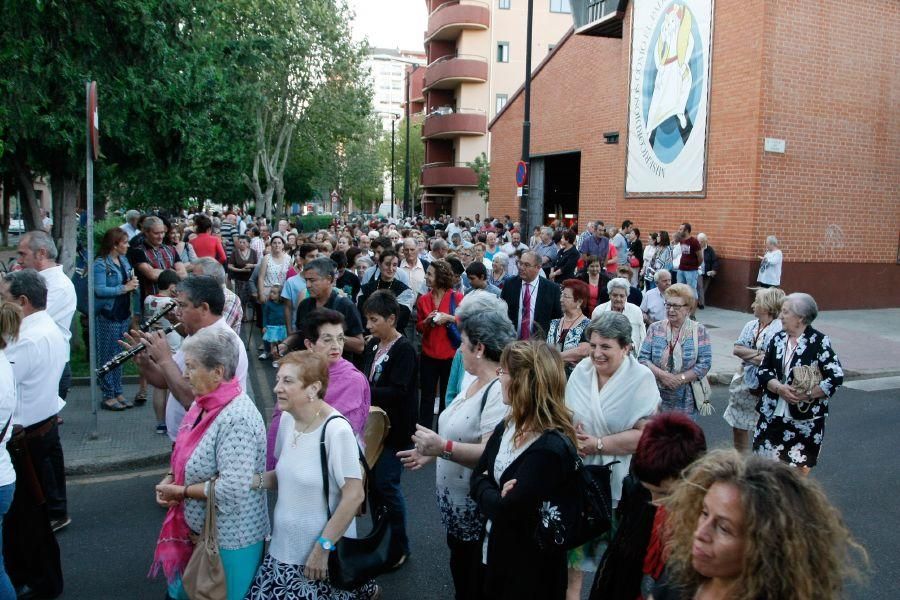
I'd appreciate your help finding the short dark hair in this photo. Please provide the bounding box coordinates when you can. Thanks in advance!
[632,412,707,486]
[563,230,576,245]
[372,236,393,252]
[621,220,633,229]
[330,251,347,269]
[362,290,399,319]
[298,243,319,260]
[3,269,47,309]
[446,256,464,276]
[632,227,641,238]
[681,222,692,233]
[194,214,213,233]
[302,308,345,344]
[465,261,488,280]
[157,270,181,291]
[177,276,224,315]
[379,249,399,266]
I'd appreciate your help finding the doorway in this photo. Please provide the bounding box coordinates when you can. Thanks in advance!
[537,152,580,228]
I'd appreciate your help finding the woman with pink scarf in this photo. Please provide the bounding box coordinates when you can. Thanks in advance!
[266,308,371,469]
[151,328,268,600]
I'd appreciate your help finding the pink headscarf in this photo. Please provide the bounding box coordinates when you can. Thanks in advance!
[149,377,242,583]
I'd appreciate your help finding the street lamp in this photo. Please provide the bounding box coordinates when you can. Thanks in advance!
[404,65,419,219]
[520,0,534,233]
[390,114,399,219]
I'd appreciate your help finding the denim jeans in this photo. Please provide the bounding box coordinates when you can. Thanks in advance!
[677,270,699,296]
[370,445,410,556]
[0,482,15,600]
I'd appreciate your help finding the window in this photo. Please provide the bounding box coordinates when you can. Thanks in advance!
[496,94,508,114]
[550,0,571,13]
[499,0,510,8]
[548,44,556,54]
[497,42,510,63]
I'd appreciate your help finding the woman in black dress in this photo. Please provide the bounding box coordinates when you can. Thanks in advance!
[470,341,580,600]
[357,249,410,331]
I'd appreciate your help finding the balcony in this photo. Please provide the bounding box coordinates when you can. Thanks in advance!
[422,108,486,139]
[423,54,488,91]
[421,162,479,188]
[571,0,629,38]
[425,0,490,42]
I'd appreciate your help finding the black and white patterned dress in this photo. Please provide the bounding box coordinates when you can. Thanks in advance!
[753,326,843,468]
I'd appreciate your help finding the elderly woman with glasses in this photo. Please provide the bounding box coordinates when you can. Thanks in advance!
[547,279,591,374]
[638,283,712,417]
[753,293,843,473]
[151,328,268,600]
[591,278,646,356]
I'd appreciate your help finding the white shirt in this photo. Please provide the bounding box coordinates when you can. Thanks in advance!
[6,310,68,427]
[0,351,17,486]
[165,318,250,441]
[362,265,409,286]
[400,258,427,295]
[517,277,540,334]
[120,222,139,240]
[40,265,76,352]
[758,249,783,286]
[500,242,528,277]
[640,287,666,324]
[672,243,682,269]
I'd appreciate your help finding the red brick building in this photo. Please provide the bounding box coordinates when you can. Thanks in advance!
[489,0,899,310]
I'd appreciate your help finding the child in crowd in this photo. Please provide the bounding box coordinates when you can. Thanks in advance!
[261,284,287,367]
[142,270,183,434]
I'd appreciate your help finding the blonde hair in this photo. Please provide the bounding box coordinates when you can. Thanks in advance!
[500,341,577,446]
[0,301,23,350]
[751,287,785,318]
[663,450,867,600]
[664,283,696,311]
[278,350,329,400]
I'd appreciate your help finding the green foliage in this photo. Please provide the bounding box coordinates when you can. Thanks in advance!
[468,152,490,203]
[388,118,425,214]
[295,215,335,232]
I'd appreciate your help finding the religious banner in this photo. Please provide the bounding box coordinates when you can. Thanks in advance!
[625,0,714,195]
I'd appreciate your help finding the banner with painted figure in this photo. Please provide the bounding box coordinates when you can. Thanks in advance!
[626,0,714,195]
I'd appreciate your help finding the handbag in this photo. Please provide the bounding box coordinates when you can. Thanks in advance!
[689,324,715,416]
[445,292,462,349]
[181,478,226,600]
[320,416,397,590]
[787,363,823,419]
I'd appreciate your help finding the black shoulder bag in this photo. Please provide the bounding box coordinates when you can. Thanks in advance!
[319,415,397,590]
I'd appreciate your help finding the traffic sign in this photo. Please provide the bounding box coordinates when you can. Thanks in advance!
[515,161,527,186]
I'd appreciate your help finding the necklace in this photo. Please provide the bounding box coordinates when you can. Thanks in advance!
[291,407,323,446]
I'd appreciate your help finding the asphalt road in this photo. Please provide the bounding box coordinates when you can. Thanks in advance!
[57,368,900,599]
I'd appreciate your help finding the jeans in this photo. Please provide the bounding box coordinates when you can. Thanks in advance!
[0,483,14,600]
[370,445,410,556]
[677,270,699,296]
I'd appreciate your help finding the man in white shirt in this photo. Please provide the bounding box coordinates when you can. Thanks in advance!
[191,257,243,334]
[399,237,428,295]
[17,230,77,405]
[640,269,672,325]
[1,269,70,530]
[500,231,529,278]
[120,209,141,240]
[128,276,249,442]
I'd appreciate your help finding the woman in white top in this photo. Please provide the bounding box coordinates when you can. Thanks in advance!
[246,350,378,600]
[257,233,291,304]
[591,278,646,357]
[757,235,783,287]
[398,291,516,600]
[564,312,660,598]
[0,301,21,599]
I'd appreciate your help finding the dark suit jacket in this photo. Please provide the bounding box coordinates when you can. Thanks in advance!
[501,276,563,338]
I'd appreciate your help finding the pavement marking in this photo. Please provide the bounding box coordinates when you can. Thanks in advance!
[69,466,168,485]
[843,376,900,393]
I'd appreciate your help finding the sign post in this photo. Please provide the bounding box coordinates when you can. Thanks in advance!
[86,81,100,438]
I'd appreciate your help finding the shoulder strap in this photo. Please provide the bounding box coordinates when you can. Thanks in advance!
[479,378,500,415]
[319,414,369,520]
[0,416,12,444]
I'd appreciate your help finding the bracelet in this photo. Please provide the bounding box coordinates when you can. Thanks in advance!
[182,485,189,500]
[317,536,335,551]
[256,473,265,491]
[596,436,604,454]
[441,439,454,460]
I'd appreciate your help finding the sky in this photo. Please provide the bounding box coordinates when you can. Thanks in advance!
[348,0,428,52]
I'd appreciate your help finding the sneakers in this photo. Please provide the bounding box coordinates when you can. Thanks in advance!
[50,516,71,532]
[272,361,280,369]
[258,352,269,360]
[155,423,168,435]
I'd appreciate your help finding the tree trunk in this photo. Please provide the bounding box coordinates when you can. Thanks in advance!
[49,172,80,276]
[1,173,13,247]
[12,154,42,231]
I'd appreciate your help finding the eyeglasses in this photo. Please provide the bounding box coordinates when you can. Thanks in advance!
[495,367,507,376]
[665,302,687,310]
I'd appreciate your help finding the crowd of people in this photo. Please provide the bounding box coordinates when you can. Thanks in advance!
[0,209,866,600]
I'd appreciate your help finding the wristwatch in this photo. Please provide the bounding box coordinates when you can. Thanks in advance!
[596,436,604,454]
[441,439,454,460]
[317,536,335,551]
[680,374,686,382]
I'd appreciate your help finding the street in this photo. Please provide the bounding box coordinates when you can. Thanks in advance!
[58,377,900,599]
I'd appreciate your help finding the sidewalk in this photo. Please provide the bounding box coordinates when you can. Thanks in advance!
[59,307,900,474]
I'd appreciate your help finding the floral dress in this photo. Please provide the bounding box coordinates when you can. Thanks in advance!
[546,317,589,376]
[753,326,843,468]
[724,318,782,431]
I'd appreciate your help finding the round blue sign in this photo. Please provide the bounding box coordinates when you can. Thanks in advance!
[515,161,527,186]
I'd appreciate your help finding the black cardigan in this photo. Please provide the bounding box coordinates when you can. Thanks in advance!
[360,335,418,449]
[470,422,577,600]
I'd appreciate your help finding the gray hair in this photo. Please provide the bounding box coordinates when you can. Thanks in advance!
[431,238,449,251]
[456,291,515,363]
[785,292,818,325]
[142,215,164,233]
[607,277,631,295]
[654,268,672,283]
[2,269,47,309]
[303,257,336,280]
[492,252,509,267]
[22,230,58,261]
[191,257,227,286]
[697,233,708,243]
[586,312,633,348]
[125,209,141,222]
[355,255,374,269]
[541,227,553,236]
[180,327,239,380]
[766,235,779,246]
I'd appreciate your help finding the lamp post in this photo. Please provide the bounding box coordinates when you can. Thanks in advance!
[404,65,418,219]
[520,0,534,232]
[390,114,399,219]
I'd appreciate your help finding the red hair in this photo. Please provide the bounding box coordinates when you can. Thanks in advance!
[632,412,707,485]
[562,279,590,316]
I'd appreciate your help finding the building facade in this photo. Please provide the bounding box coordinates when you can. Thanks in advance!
[489,0,899,310]
[418,0,572,217]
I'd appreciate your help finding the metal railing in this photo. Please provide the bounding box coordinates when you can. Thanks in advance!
[425,53,487,69]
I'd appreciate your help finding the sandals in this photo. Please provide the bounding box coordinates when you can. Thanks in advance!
[117,395,135,409]
[133,389,148,406]
[101,399,127,411]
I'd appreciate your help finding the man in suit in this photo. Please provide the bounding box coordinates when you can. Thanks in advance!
[501,251,563,340]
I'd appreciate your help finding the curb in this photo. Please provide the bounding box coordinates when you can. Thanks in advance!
[66,451,170,477]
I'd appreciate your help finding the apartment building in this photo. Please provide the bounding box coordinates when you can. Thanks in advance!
[418,0,572,217]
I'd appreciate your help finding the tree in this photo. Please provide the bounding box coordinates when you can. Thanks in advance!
[384,117,425,215]
[469,151,490,205]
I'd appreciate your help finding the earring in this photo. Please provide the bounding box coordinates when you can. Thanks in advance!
[308,393,315,403]
[476,354,482,359]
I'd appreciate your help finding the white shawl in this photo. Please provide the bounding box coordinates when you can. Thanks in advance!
[565,355,660,502]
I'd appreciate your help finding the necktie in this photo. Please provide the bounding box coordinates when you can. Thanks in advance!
[520,281,532,340]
